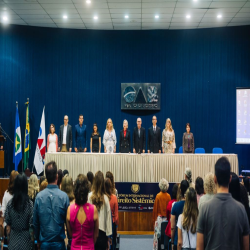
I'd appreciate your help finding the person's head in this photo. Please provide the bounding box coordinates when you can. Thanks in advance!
[171,183,179,200]
[87,171,94,185]
[214,157,231,188]
[182,187,198,234]
[63,169,69,176]
[229,172,241,202]
[64,115,69,126]
[79,114,84,125]
[159,178,169,193]
[186,123,191,133]
[105,178,112,200]
[39,176,46,188]
[28,174,39,199]
[39,179,48,191]
[152,116,157,126]
[106,171,115,194]
[12,174,29,212]
[123,119,128,130]
[61,175,75,202]
[180,180,189,198]
[244,177,250,193]
[57,169,63,188]
[184,167,192,183]
[137,117,142,128]
[49,124,55,134]
[7,170,19,195]
[106,118,114,130]
[165,118,173,131]
[45,161,58,184]
[204,172,216,195]
[74,174,89,205]
[92,123,99,135]
[195,177,204,195]
[91,171,105,211]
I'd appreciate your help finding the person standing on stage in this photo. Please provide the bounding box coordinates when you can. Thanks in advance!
[133,117,146,154]
[47,124,58,152]
[119,119,130,153]
[103,118,116,153]
[58,115,72,152]
[182,123,194,154]
[90,123,101,153]
[148,116,161,153]
[74,114,87,152]
[162,118,176,154]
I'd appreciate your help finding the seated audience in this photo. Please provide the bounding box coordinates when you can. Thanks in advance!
[57,169,63,189]
[66,174,99,250]
[39,179,48,192]
[28,174,39,205]
[33,161,70,250]
[171,180,189,250]
[4,174,33,250]
[39,176,46,190]
[198,173,216,210]
[197,157,250,250]
[195,177,204,205]
[61,175,75,204]
[106,171,118,197]
[184,168,195,188]
[105,178,119,250]
[177,187,198,250]
[88,171,112,250]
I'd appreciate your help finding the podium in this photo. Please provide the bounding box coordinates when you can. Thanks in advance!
[0,135,5,169]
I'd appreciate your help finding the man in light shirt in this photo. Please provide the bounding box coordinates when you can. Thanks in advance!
[58,115,72,152]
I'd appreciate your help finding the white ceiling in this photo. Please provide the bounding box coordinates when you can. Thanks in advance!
[0,0,249,30]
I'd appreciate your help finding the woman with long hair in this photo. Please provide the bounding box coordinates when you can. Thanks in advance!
[162,118,176,154]
[103,118,117,153]
[61,175,75,204]
[177,187,198,250]
[28,174,39,205]
[4,174,33,250]
[47,123,58,152]
[195,177,204,205]
[57,169,63,189]
[106,171,118,197]
[105,178,118,250]
[90,123,101,153]
[182,123,195,153]
[88,171,112,250]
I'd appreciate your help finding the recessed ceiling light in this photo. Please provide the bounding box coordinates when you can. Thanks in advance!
[125,15,129,19]
[2,16,8,22]
[193,0,198,2]
[186,15,191,19]
[86,0,91,3]
[217,14,222,18]
[63,15,68,19]
[155,15,159,19]
[94,16,98,20]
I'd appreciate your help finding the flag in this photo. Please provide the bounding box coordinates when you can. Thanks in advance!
[33,107,46,175]
[13,106,22,170]
[24,102,30,170]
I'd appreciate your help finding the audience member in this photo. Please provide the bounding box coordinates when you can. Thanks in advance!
[195,177,204,205]
[39,179,48,192]
[57,169,64,189]
[66,174,99,250]
[177,187,198,250]
[171,180,189,250]
[176,184,182,202]
[87,171,94,190]
[229,172,241,202]
[39,176,46,190]
[4,174,33,250]
[240,184,250,224]
[63,169,69,177]
[243,177,250,207]
[184,168,195,188]
[106,171,118,197]
[33,161,70,250]
[197,157,249,250]
[198,173,216,210]
[28,174,39,205]
[88,171,112,250]
[61,175,75,204]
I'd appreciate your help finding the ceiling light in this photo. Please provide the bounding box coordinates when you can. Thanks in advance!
[186,15,191,19]
[217,14,222,18]
[155,15,159,19]
[63,15,68,19]
[86,0,91,3]
[94,16,98,20]
[2,16,8,22]
[193,0,198,2]
[125,15,129,19]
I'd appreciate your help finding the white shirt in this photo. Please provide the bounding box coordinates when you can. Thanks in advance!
[88,192,112,236]
[63,125,67,144]
[177,214,197,249]
[2,190,13,227]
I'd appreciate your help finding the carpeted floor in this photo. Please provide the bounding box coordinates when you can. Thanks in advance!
[119,235,153,250]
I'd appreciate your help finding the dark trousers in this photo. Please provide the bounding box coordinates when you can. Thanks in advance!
[95,230,108,250]
[112,222,117,250]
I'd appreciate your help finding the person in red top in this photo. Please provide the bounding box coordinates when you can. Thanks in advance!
[105,178,118,250]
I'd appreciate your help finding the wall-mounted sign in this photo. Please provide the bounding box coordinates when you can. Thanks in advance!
[121,83,161,110]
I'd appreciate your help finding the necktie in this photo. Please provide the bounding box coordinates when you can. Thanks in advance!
[138,129,140,138]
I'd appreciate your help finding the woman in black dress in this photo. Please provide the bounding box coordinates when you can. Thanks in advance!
[119,119,131,153]
[90,123,101,153]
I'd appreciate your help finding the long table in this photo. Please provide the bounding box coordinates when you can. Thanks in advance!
[45,153,238,182]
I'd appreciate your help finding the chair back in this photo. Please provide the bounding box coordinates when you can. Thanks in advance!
[212,148,223,154]
[195,148,205,154]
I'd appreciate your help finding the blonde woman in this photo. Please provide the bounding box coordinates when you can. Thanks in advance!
[103,118,117,153]
[61,175,75,204]
[28,174,39,204]
[162,118,176,154]
[119,119,131,153]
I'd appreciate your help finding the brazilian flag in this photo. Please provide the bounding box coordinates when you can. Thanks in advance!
[24,102,30,170]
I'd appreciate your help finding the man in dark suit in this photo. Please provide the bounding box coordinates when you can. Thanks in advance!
[148,116,161,153]
[74,114,87,152]
[133,117,146,153]
[58,115,72,152]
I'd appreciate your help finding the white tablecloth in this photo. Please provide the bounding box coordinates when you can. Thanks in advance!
[45,153,238,183]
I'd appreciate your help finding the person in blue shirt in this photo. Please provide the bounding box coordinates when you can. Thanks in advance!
[170,180,189,250]
[33,161,70,250]
[74,114,87,152]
